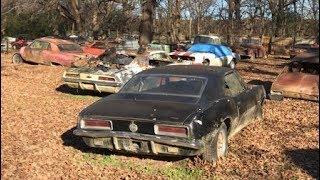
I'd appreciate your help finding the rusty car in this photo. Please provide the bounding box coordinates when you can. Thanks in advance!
[12,37,94,66]
[73,65,266,162]
[232,37,267,60]
[82,41,108,58]
[62,50,174,93]
[269,50,319,101]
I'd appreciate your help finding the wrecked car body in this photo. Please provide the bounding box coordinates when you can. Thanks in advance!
[170,44,238,69]
[63,51,174,93]
[12,37,94,66]
[82,41,109,58]
[73,65,266,162]
[232,37,266,60]
[269,51,319,101]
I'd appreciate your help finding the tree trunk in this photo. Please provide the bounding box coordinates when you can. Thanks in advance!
[92,2,99,40]
[139,0,156,49]
[189,18,192,40]
[228,0,235,44]
[70,0,82,35]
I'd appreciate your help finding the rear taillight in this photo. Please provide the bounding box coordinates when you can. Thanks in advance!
[81,119,112,130]
[154,124,189,137]
[65,73,79,78]
[98,76,115,81]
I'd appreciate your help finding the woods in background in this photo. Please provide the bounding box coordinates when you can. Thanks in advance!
[1,0,319,46]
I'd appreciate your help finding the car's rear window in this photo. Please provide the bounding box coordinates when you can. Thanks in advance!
[120,74,207,97]
[58,44,83,52]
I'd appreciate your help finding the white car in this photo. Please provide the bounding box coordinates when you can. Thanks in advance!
[170,44,239,69]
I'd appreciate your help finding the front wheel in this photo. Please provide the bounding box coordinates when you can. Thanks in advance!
[12,53,24,64]
[202,123,228,163]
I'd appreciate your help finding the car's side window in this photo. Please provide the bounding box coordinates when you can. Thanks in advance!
[29,40,42,49]
[224,72,245,96]
[40,42,51,50]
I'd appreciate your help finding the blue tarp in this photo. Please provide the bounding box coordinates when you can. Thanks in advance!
[188,44,233,58]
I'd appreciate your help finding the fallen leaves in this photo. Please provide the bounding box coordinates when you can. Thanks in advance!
[1,53,318,179]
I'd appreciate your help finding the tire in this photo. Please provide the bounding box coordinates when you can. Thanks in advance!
[44,61,54,66]
[228,60,236,69]
[12,53,23,64]
[202,59,210,66]
[202,123,228,163]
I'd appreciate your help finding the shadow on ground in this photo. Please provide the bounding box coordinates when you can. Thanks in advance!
[284,148,319,179]
[61,126,187,162]
[238,66,279,76]
[56,84,112,97]
[239,60,288,68]
[248,80,273,94]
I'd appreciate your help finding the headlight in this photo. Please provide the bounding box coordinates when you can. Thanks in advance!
[65,73,79,78]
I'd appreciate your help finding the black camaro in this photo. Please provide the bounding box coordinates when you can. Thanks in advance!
[73,65,266,162]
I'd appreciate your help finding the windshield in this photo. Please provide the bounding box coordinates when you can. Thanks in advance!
[120,74,207,97]
[194,36,220,44]
[289,62,319,75]
[58,43,83,52]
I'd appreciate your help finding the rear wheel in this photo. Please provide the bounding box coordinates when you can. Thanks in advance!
[202,59,210,66]
[12,53,23,64]
[202,123,228,163]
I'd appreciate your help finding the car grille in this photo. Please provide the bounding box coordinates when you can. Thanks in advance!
[112,120,155,135]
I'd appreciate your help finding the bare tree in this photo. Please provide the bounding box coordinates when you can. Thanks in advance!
[139,0,157,48]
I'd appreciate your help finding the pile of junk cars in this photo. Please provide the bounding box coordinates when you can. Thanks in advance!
[9,35,319,163]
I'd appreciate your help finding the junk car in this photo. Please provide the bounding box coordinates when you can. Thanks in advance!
[269,51,319,101]
[73,65,266,162]
[170,44,238,69]
[63,51,174,93]
[12,37,94,66]
[82,41,109,58]
[232,37,266,60]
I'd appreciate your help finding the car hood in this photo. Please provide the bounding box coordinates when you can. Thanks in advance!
[79,94,200,124]
[272,72,319,96]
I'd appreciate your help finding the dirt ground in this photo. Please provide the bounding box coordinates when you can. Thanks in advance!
[1,52,319,179]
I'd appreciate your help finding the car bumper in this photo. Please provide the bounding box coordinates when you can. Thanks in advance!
[73,129,203,156]
[270,90,319,101]
[63,77,122,93]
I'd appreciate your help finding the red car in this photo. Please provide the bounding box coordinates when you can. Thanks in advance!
[12,37,93,66]
[82,41,108,58]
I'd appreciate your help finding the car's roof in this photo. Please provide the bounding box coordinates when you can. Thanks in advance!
[196,35,220,39]
[139,65,232,77]
[37,37,76,45]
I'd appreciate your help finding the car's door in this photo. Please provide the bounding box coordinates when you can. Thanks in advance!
[23,40,40,62]
[224,71,255,125]
[27,40,49,63]
[37,41,51,64]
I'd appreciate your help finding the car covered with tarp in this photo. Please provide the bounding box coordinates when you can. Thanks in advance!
[170,43,238,69]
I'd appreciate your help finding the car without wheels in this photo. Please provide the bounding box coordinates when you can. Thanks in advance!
[269,50,319,101]
[12,37,94,66]
[73,65,266,162]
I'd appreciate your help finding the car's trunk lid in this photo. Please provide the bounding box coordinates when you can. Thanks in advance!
[80,94,200,124]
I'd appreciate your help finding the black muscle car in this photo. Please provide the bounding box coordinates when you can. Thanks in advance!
[73,65,266,162]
